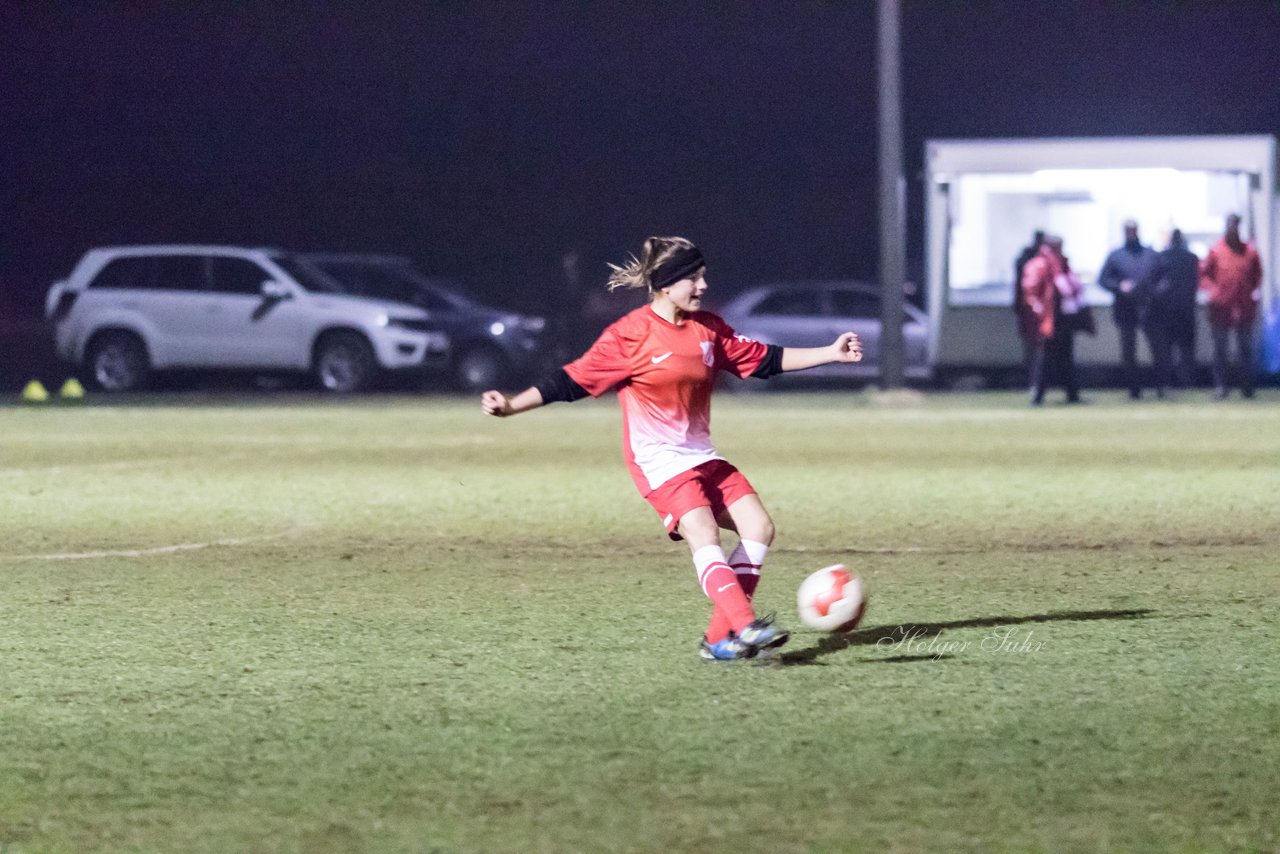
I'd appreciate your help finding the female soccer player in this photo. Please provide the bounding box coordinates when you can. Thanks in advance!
[481,236,862,660]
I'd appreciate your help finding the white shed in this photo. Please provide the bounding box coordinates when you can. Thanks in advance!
[924,135,1277,383]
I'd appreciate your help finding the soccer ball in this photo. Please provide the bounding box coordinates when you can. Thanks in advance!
[797,564,867,632]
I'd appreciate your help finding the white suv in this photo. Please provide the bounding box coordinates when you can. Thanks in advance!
[46,245,450,392]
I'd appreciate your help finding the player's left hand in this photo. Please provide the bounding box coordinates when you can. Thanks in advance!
[833,332,863,362]
[481,389,513,416]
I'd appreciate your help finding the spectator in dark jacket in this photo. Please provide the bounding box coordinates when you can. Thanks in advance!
[1099,220,1162,399]
[1148,229,1200,395]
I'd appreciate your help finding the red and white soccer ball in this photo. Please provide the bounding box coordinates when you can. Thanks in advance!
[797,564,867,632]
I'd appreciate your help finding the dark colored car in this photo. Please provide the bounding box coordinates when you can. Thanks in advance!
[304,254,549,391]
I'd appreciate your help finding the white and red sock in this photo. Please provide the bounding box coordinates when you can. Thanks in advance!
[705,540,770,643]
[693,544,755,639]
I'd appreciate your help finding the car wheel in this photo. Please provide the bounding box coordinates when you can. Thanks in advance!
[87,331,151,392]
[454,345,507,391]
[313,331,376,393]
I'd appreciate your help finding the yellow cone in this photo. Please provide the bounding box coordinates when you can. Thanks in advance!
[60,378,86,399]
[22,380,50,403]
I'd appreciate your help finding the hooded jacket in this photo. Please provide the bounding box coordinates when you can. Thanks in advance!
[1200,238,1262,328]
[1022,246,1092,340]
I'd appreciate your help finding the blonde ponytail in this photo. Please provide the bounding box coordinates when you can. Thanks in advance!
[607,236,699,292]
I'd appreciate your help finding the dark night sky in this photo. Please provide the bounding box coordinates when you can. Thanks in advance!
[3,1,1280,321]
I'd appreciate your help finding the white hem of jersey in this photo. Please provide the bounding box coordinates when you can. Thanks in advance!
[637,449,724,492]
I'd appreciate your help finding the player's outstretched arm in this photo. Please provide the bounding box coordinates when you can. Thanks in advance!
[481,386,545,417]
[780,332,862,373]
[483,364,595,416]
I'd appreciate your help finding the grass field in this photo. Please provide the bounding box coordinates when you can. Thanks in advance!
[1,391,1278,853]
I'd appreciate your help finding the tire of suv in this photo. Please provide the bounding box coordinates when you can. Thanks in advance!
[86,330,151,392]
[454,344,507,392]
[313,331,377,393]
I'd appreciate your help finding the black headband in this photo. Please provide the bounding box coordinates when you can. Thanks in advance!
[649,246,705,291]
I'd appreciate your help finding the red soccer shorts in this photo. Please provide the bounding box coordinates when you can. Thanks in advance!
[643,459,757,541]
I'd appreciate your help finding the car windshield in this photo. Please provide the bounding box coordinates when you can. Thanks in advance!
[269,255,346,294]
[313,262,473,312]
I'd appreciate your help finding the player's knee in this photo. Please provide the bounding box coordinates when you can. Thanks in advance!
[758,517,776,546]
[742,515,775,546]
[678,510,721,548]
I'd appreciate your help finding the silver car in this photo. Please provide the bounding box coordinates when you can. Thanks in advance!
[45,245,451,393]
[716,280,929,380]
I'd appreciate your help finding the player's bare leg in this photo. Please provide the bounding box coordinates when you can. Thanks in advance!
[719,493,775,547]
[676,505,722,552]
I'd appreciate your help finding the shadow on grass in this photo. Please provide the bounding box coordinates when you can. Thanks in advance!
[776,608,1154,667]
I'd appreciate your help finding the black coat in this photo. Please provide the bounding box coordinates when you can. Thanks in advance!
[1149,244,1199,325]
[1099,242,1162,326]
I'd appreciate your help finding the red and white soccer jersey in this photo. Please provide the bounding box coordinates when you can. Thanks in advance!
[564,306,770,495]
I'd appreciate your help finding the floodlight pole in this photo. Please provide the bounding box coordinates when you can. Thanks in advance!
[877,0,905,389]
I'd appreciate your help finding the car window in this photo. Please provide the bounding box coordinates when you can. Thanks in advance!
[89,257,157,290]
[270,256,344,293]
[317,263,455,311]
[395,279,454,311]
[829,288,880,318]
[751,289,823,317]
[153,256,209,292]
[346,268,420,305]
[392,272,475,309]
[210,257,270,295]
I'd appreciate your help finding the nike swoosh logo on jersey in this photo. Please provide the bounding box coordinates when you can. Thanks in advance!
[651,352,673,364]
[717,583,733,593]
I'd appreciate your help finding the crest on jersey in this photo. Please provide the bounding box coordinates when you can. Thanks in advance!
[700,341,715,367]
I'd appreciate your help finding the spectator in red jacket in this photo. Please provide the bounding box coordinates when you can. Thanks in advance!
[1200,213,1262,399]
[1013,229,1046,373]
[1022,235,1093,405]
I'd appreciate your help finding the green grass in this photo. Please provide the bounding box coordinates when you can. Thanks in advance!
[1,391,1278,853]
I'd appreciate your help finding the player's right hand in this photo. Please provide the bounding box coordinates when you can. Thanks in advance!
[833,331,863,362]
[481,390,511,417]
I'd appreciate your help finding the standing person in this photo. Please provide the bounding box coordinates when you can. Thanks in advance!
[1200,213,1263,399]
[1149,229,1200,395]
[481,236,863,661]
[1013,230,1046,374]
[1023,235,1092,405]
[1099,220,1162,399]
